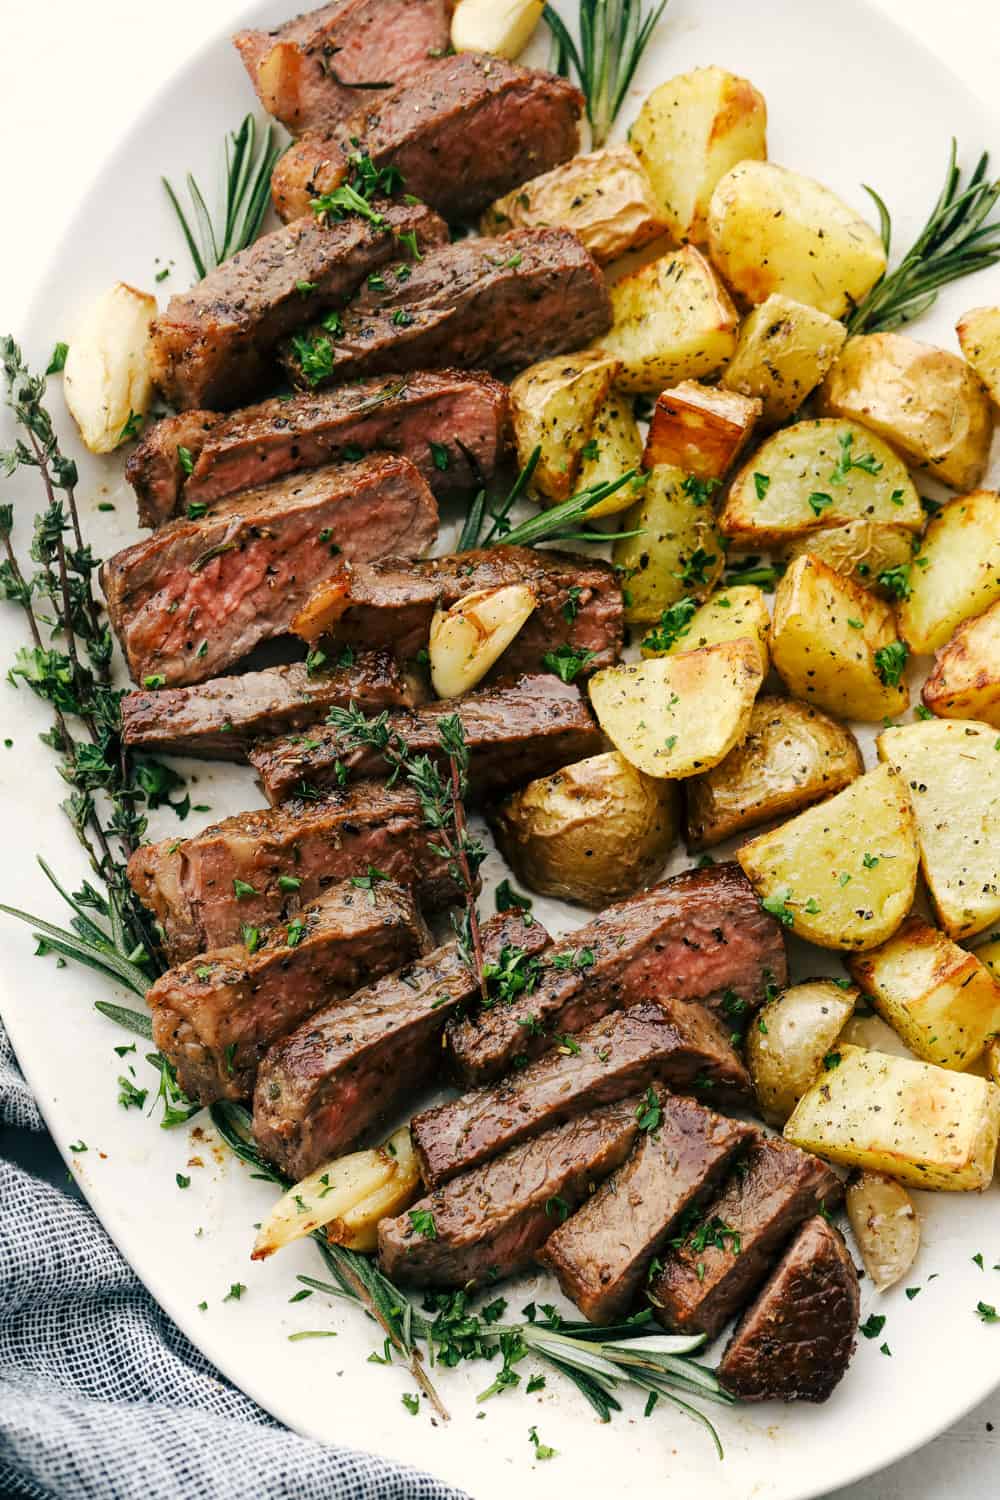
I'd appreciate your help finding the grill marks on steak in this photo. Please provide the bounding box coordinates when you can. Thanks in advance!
[127,781,462,963]
[253,912,550,1177]
[447,864,788,1086]
[718,1216,860,1402]
[103,455,438,687]
[538,1092,754,1325]
[249,673,602,805]
[127,371,509,529]
[413,999,750,1189]
[281,228,611,386]
[149,878,429,1105]
[271,53,583,224]
[377,1098,641,1289]
[649,1134,843,1341]
[150,203,448,411]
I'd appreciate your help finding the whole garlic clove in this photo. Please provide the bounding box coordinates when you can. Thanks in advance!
[429,583,537,699]
[451,0,545,60]
[63,282,157,454]
[845,1169,920,1292]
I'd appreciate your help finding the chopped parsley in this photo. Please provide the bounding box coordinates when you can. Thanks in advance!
[562,585,583,623]
[877,564,912,600]
[409,1208,437,1240]
[494,879,533,921]
[808,491,833,517]
[278,874,302,893]
[46,342,69,375]
[429,440,450,471]
[674,547,717,588]
[224,1282,247,1302]
[528,1426,557,1461]
[290,332,334,386]
[761,890,795,927]
[286,917,307,948]
[640,596,697,654]
[829,431,882,484]
[177,445,195,476]
[636,1087,661,1133]
[483,944,543,1007]
[860,1313,886,1339]
[402,1392,420,1414]
[753,473,770,501]
[176,1173,191,1189]
[976,1301,999,1323]
[544,1195,570,1222]
[232,878,256,901]
[682,475,720,507]
[874,640,909,687]
[541,644,596,682]
[351,865,389,902]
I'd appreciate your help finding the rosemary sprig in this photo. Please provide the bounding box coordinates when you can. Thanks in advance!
[163,115,283,281]
[543,0,670,147]
[459,444,644,552]
[848,141,1000,333]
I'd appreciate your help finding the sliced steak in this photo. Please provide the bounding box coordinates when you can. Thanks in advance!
[538,1092,754,1325]
[447,863,788,1086]
[272,53,583,223]
[649,1135,842,1341]
[120,652,426,761]
[249,672,602,804]
[127,370,509,528]
[281,228,610,387]
[235,0,452,137]
[127,781,462,963]
[253,911,550,1176]
[103,455,437,687]
[414,999,750,1188]
[718,1216,860,1402]
[377,1098,641,1289]
[149,878,428,1105]
[151,202,447,411]
[291,546,623,674]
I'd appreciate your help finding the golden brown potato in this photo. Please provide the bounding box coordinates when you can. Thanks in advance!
[685,695,862,850]
[574,391,644,517]
[721,294,847,426]
[896,489,1000,655]
[922,598,1000,727]
[747,979,857,1125]
[489,751,679,907]
[629,66,767,246]
[482,146,666,265]
[599,246,739,394]
[641,586,770,674]
[612,463,724,625]
[642,381,761,479]
[509,350,621,503]
[818,333,994,492]
[782,519,916,597]
[844,1172,920,1292]
[956,305,1000,406]
[707,162,887,319]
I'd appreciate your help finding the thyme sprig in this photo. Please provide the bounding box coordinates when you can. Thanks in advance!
[163,114,283,281]
[543,0,670,147]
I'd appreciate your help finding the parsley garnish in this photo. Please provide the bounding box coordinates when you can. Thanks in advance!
[874,640,909,687]
[829,431,883,484]
[636,1087,661,1132]
[640,596,697,654]
[541,644,596,682]
[409,1208,437,1240]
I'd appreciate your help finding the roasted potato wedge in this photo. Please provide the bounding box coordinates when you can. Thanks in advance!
[956,305,1000,406]
[850,917,1000,1071]
[612,463,724,625]
[737,762,919,952]
[978,940,1000,983]
[747,978,858,1125]
[482,146,665,265]
[641,585,770,674]
[844,1171,920,1292]
[771,554,910,722]
[718,419,923,546]
[922,598,1000,727]
[489,751,679,907]
[629,66,767,245]
[877,719,1000,941]
[589,640,763,780]
[818,333,994,493]
[685,695,862,850]
[782,519,915,597]
[896,488,1000,655]
[510,350,621,503]
[721,294,847,426]
[574,391,644,517]
[707,162,886,319]
[642,381,761,480]
[784,1045,1000,1191]
[599,246,739,394]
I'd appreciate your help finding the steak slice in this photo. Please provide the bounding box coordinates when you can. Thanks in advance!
[103,455,437,687]
[447,863,788,1086]
[249,673,602,804]
[281,228,610,387]
[414,999,751,1188]
[718,1216,860,1402]
[649,1135,843,1341]
[538,1092,754,1325]
[272,53,583,223]
[377,1098,641,1289]
[253,911,550,1177]
[150,202,447,411]
[120,652,426,761]
[291,546,623,674]
[127,370,509,529]
[234,0,452,137]
[149,878,429,1105]
[127,781,462,963]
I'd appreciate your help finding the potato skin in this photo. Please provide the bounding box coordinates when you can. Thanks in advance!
[509,350,620,503]
[747,979,857,1125]
[489,751,679,908]
[897,488,1000,655]
[613,463,724,625]
[574,391,644,517]
[642,381,761,480]
[782,519,915,597]
[956,305,1000,406]
[922,598,1000,727]
[721,293,847,426]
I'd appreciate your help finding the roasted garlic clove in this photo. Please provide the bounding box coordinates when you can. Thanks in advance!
[451,0,544,60]
[63,283,157,454]
[429,583,536,699]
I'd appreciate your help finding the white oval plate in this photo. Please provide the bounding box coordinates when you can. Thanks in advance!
[2,1,999,1497]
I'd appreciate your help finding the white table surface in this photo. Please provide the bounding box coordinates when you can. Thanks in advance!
[1,2,998,1496]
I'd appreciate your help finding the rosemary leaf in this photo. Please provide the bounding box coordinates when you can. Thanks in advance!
[164,114,283,281]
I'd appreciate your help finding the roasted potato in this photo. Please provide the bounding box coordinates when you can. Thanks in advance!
[956,305,1000,406]
[629,66,767,246]
[482,146,665,265]
[849,917,1000,1071]
[685,695,862,850]
[642,381,761,479]
[429,584,537,699]
[574,391,645,517]
[782,519,916,597]
[818,333,994,493]
[707,162,887,319]
[922,598,1000,727]
[641,585,770,674]
[510,350,621,503]
[747,978,858,1125]
[784,1045,1000,1192]
[845,1171,920,1292]
[896,488,1000,655]
[489,751,679,907]
[612,463,724,624]
[65,282,157,454]
[721,294,847,426]
[599,246,739,394]
[718,419,923,546]
[737,762,919,952]
[770,554,910,722]
[979,939,1000,983]
[877,719,1000,941]
[588,639,764,780]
